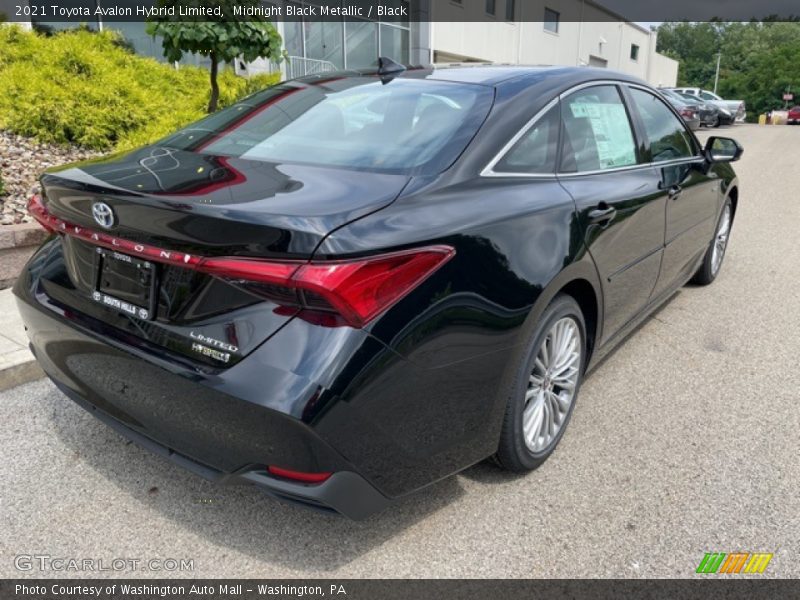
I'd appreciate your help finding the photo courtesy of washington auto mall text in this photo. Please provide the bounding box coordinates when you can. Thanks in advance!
[1,0,800,597]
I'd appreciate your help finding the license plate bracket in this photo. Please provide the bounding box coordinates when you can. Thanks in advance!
[92,247,157,320]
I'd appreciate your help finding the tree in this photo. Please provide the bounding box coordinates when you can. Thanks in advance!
[147,0,284,113]
[657,21,800,120]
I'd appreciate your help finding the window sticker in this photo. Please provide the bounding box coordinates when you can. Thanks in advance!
[569,102,636,169]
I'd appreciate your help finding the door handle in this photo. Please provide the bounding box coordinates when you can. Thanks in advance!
[588,205,617,225]
[668,185,683,200]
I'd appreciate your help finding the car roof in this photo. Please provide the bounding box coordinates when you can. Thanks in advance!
[296,64,647,89]
[424,64,573,85]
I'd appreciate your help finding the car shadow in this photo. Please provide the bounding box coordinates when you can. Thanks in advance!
[47,390,465,573]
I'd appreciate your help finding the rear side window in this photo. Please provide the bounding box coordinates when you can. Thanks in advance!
[493,104,559,174]
[628,88,695,162]
[559,85,638,173]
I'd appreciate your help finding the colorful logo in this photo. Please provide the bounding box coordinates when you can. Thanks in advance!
[696,552,773,574]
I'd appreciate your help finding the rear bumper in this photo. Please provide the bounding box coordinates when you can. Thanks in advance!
[14,274,394,519]
[52,378,389,520]
[14,238,512,512]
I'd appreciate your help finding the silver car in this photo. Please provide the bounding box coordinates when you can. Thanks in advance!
[671,88,746,122]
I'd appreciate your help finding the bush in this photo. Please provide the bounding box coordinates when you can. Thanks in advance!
[0,26,281,151]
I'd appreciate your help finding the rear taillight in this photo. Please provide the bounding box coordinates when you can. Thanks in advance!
[28,194,56,232]
[680,108,695,119]
[196,246,454,327]
[27,195,454,328]
[267,466,332,484]
[202,246,454,327]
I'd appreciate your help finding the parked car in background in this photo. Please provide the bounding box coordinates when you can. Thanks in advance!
[16,65,743,519]
[671,88,746,122]
[660,89,718,128]
[658,90,701,129]
[673,91,736,126]
[788,106,800,124]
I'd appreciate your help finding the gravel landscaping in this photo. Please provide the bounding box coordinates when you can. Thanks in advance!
[0,131,100,225]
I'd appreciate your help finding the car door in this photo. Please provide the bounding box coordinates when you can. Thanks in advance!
[625,86,719,299]
[556,84,666,342]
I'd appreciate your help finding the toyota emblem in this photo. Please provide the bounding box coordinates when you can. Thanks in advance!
[92,201,115,229]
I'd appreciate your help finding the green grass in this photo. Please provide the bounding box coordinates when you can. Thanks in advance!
[0,26,281,151]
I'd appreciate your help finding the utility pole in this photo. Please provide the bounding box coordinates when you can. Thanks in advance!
[713,53,721,94]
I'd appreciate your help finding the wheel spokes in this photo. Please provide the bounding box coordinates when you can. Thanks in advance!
[711,206,732,274]
[523,389,546,445]
[523,316,582,453]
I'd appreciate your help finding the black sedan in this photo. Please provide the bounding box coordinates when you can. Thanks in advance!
[16,64,742,519]
[660,88,716,128]
[658,88,702,129]
[670,89,736,127]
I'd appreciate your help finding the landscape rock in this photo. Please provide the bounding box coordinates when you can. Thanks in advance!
[0,131,101,225]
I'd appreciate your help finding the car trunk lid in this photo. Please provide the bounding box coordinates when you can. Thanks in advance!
[30,148,410,368]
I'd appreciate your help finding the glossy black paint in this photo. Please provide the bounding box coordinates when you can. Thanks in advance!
[15,66,739,516]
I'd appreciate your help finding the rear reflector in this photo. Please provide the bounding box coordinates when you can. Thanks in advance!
[267,466,332,484]
[28,195,455,327]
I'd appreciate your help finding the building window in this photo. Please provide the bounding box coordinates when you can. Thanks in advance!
[304,20,344,69]
[485,0,495,15]
[505,0,515,21]
[630,44,640,61]
[278,1,411,72]
[346,21,378,70]
[544,8,559,33]
[380,24,409,65]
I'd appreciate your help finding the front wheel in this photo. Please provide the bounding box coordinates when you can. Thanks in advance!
[692,199,732,285]
[495,295,586,472]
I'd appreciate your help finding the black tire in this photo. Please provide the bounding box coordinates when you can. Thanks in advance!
[692,199,733,286]
[495,294,587,472]
[711,115,721,128]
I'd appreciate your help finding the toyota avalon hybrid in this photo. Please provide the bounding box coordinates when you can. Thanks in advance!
[15,63,742,519]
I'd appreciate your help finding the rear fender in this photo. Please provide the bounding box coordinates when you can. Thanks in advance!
[507,252,604,376]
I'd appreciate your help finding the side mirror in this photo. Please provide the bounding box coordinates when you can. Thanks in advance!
[704,136,743,163]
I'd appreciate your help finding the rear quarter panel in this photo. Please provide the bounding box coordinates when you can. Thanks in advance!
[311,175,601,493]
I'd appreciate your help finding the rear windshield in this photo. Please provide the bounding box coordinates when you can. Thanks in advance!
[158,77,494,175]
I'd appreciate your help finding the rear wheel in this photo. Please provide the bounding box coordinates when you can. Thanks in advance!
[710,114,720,128]
[692,199,732,285]
[496,295,586,472]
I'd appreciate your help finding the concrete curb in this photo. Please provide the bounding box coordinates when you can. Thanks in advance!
[0,354,44,392]
[0,221,46,249]
[0,287,45,391]
[0,221,45,289]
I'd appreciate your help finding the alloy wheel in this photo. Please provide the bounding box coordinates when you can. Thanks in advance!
[711,204,732,275]
[522,317,581,453]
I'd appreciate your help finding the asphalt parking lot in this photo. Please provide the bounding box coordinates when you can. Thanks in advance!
[1,124,799,579]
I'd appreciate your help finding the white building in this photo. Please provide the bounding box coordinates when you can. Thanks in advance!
[424,0,678,87]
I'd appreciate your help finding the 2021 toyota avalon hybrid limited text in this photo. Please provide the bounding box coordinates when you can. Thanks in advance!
[15,63,742,519]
